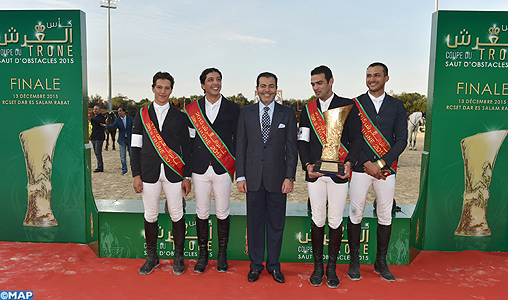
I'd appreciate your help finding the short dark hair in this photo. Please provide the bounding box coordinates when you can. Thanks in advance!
[199,68,222,93]
[200,68,222,85]
[118,107,125,112]
[152,71,175,89]
[310,65,333,83]
[368,62,388,76]
[256,72,278,87]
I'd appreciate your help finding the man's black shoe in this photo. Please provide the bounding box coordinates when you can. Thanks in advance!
[270,269,285,283]
[93,169,103,173]
[247,269,262,282]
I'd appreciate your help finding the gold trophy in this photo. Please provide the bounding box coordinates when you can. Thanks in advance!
[19,123,64,227]
[455,130,508,236]
[313,104,353,175]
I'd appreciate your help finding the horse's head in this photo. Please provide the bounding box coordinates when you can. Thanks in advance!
[106,112,116,124]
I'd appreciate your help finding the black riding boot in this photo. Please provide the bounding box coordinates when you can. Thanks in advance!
[309,221,325,286]
[373,223,395,282]
[194,217,209,273]
[326,224,342,289]
[217,216,230,272]
[139,219,160,275]
[172,217,186,275]
[347,217,362,281]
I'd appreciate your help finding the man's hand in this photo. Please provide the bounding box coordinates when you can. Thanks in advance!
[237,180,247,193]
[337,161,352,179]
[133,175,143,193]
[306,163,323,179]
[281,178,294,194]
[181,178,191,196]
[363,160,387,180]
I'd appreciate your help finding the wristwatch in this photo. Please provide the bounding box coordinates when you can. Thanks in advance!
[286,177,295,182]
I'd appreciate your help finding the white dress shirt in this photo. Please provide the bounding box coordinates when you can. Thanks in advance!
[153,102,170,131]
[319,93,334,113]
[368,92,386,113]
[298,93,334,142]
[205,96,222,124]
[258,100,275,130]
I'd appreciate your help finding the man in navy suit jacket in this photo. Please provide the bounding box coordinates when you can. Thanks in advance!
[186,68,240,274]
[105,107,133,175]
[236,72,297,284]
[348,62,407,282]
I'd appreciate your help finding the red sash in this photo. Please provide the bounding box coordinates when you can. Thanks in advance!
[352,97,397,173]
[306,99,348,162]
[184,101,236,181]
[140,105,185,178]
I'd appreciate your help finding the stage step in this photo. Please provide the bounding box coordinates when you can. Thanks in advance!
[97,200,414,265]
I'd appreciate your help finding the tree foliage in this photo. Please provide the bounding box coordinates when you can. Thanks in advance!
[389,91,427,114]
[88,90,426,120]
[88,94,103,108]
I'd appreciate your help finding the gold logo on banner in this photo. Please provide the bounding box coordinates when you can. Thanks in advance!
[455,130,508,236]
[19,123,63,227]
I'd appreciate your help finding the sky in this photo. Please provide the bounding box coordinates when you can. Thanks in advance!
[2,0,508,102]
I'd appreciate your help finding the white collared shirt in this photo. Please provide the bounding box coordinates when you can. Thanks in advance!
[153,102,170,131]
[319,93,334,113]
[205,96,222,124]
[298,93,334,142]
[237,100,276,183]
[368,92,386,113]
[259,100,275,130]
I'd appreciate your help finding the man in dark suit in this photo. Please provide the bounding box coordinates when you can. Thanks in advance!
[186,68,240,274]
[104,107,133,175]
[236,72,298,284]
[298,65,363,288]
[348,62,407,282]
[90,105,106,172]
[131,71,192,276]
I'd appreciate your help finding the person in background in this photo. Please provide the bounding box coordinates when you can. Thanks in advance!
[103,107,133,175]
[90,105,106,173]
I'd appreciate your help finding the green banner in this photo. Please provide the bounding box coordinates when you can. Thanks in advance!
[98,202,412,265]
[0,10,97,244]
[412,11,508,251]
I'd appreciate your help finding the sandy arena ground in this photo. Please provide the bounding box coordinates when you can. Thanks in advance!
[91,132,424,205]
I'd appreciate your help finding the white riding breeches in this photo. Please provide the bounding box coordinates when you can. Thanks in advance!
[142,165,184,223]
[192,165,231,220]
[308,176,348,229]
[349,171,396,226]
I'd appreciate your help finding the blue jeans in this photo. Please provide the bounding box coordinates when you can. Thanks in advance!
[119,141,131,174]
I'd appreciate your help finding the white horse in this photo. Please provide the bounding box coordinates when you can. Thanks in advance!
[407,112,425,150]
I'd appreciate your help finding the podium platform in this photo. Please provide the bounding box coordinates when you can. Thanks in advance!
[97,200,414,265]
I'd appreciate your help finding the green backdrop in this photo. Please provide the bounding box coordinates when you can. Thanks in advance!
[411,10,508,252]
[0,10,97,245]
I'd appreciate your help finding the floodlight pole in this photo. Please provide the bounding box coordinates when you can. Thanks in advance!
[100,0,118,111]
